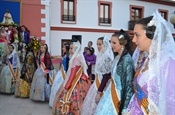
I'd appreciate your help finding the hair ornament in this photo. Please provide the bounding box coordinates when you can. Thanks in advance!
[119,34,124,39]
[44,44,47,48]
[147,19,155,27]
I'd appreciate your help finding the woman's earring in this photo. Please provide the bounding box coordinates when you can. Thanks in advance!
[121,47,124,51]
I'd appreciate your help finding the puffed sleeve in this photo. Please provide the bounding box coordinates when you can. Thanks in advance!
[65,66,81,90]
[44,52,54,73]
[120,58,134,113]
[97,73,111,92]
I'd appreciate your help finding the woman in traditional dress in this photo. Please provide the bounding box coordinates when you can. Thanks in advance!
[0,26,8,41]
[52,41,90,115]
[17,42,26,63]
[49,42,70,107]
[95,30,134,115]
[0,44,20,93]
[15,43,26,97]
[127,10,175,115]
[0,28,9,67]
[30,44,55,101]
[13,27,19,46]
[15,46,35,97]
[81,36,114,115]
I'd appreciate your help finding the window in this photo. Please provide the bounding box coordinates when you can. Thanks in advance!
[61,0,77,23]
[128,5,144,30]
[130,5,144,21]
[100,4,110,23]
[98,1,112,26]
[159,9,168,20]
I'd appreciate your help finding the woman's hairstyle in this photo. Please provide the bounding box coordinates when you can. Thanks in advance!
[45,44,48,52]
[88,41,93,45]
[84,47,89,50]
[112,29,131,53]
[98,37,104,42]
[41,44,48,52]
[87,47,95,55]
[25,44,32,52]
[64,42,70,52]
[18,42,23,51]
[136,16,156,39]
[63,42,70,57]
[9,44,14,49]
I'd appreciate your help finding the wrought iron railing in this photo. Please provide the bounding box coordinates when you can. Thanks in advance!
[99,18,111,24]
[62,15,75,21]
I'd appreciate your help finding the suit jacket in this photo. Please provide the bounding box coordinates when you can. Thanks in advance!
[22,31,30,44]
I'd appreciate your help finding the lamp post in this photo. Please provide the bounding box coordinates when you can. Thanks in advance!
[170,11,175,28]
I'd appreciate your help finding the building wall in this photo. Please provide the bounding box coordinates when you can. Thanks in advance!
[50,0,175,30]
[21,0,45,38]
[50,0,175,56]
[41,0,51,51]
[0,0,174,56]
[50,30,113,55]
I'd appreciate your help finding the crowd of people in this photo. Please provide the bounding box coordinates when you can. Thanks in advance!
[0,10,175,115]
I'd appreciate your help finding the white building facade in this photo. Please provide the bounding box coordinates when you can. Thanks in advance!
[47,0,175,55]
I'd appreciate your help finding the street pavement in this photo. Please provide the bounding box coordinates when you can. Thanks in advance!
[0,93,52,115]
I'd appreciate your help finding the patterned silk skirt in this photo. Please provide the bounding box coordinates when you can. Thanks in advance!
[52,78,90,115]
[49,70,64,107]
[15,64,35,98]
[30,67,52,101]
[0,65,15,93]
[15,79,30,98]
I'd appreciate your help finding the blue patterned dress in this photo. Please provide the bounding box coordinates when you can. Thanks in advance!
[0,53,18,93]
[49,56,69,107]
[30,53,55,101]
[95,52,134,115]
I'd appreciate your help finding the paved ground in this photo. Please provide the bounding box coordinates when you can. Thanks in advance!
[0,93,52,115]
[0,59,60,115]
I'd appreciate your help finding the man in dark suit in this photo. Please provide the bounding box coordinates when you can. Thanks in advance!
[21,25,30,44]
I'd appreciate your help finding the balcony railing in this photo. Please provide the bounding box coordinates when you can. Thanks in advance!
[62,15,75,21]
[99,18,111,24]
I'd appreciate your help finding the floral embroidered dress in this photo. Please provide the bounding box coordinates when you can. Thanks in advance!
[127,11,175,115]
[0,45,20,93]
[52,41,90,115]
[15,52,35,97]
[95,50,134,115]
[49,55,69,107]
[81,36,114,115]
[30,52,55,101]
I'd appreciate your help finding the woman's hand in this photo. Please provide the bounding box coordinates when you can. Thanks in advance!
[13,79,16,84]
[95,91,102,104]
